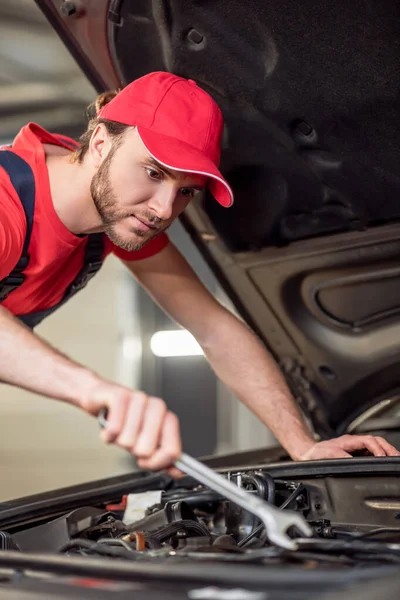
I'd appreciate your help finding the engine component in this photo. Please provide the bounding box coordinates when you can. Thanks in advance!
[126,501,199,534]
[175,452,312,549]
[0,531,19,551]
[13,507,123,553]
[122,490,163,525]
[10,464,400,569]
[121,531,146,551]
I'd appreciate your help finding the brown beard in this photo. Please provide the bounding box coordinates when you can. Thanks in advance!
[90,146,163,252]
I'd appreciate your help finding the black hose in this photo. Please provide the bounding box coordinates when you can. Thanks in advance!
[279,484,303,511]
[284,550,357,565]
[163,491,223,506]
[241,472,275,504]
[58,539,140,560]
[239,473,276,544]
[149,520,210,543]
[238,483,303,548]
[353,528,400,540]
[97,538,136,552]
[297,538,400,558]
[237,523,264,548]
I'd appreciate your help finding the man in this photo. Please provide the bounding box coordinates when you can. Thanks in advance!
[0,71,398,472]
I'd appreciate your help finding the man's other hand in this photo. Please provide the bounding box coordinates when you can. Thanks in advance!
[299,434,400,461]
[80,380,182,472]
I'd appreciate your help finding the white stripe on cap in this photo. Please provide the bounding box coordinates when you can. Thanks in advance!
[136,129,234,207]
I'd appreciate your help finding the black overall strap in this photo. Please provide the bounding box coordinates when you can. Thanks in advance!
[62,233,104,301]
[17,233,104,330]
[0,151,35,301]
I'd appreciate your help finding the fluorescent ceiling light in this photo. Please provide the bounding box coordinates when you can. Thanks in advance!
[150,330,204,357]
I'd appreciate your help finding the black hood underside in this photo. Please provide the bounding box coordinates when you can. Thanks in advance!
[113,0,400,248]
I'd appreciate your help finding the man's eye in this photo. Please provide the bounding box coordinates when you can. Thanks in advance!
[180,188,196,198]
[145,168,162,180]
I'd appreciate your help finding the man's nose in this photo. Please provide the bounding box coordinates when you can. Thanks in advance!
[148,185,176,220]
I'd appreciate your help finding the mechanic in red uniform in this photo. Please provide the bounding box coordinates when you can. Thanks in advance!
[0,71,397,472]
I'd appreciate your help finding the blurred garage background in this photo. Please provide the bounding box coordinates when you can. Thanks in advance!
[0,0,275,501]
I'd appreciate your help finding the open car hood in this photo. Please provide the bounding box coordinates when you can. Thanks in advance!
[35,0,400,437]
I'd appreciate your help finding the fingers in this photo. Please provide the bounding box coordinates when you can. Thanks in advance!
[164,466,185,479]
[357,436,386,457]
[340,434,386,456]
[88,383,182,471]
[100,391,147,445]
[137,412,182,471]
[134,397,167,456]
[374,436,400,457]
[336,451,352,459]
[99,395,130,444]
[114,392,148,447]
[298,433,400,461]
[340,434,400,457]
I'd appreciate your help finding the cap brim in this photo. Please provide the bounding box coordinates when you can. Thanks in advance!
[136,126,234,207]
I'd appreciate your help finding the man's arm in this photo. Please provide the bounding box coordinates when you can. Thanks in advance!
[0,305,181,471]
[0,189,180,472]
[125,242,400,460]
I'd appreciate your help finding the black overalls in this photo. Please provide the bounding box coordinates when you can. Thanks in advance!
[0,150,104,329]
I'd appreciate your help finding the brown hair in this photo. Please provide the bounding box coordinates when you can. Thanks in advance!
[71,90,130,163]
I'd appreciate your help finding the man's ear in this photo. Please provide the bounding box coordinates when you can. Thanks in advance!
[89,124,112,168]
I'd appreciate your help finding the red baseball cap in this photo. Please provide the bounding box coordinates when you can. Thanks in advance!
[98,71,233,207]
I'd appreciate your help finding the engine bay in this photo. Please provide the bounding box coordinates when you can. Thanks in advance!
[4,460,400,570]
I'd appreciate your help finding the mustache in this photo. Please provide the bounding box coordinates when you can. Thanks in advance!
[134,212,164,228]
[101,211,164,228]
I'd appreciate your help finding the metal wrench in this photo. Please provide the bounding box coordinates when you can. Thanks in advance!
[175,452,311,550]
[98,408,312,550]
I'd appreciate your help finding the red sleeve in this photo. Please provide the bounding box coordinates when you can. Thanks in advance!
[0,175,26,280]
[105,232,170,261]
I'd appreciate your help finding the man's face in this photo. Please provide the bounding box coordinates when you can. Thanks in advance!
[90,128,207,251]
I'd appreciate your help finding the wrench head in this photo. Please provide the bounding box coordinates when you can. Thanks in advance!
[259,508,313,551]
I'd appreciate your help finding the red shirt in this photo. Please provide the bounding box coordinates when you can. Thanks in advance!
[0,123,169,316]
